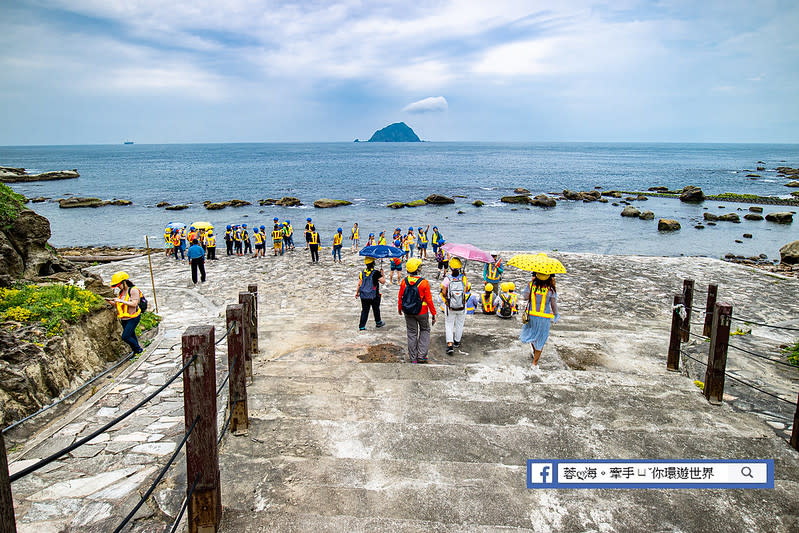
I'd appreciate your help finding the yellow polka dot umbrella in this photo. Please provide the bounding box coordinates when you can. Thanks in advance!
[507,253,567,274]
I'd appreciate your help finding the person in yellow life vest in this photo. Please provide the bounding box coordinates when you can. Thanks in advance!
[233,225,243,255]
[187,227,198,245]
[105,271,144,355]
[350,222,360,252]
[405,227,416,258]
[402,232,411,259]
[271,224,284,256]
[378,231,386,245]
[508,282,518,314]
[251,227,263,257]
[304,218,315,249]
[308,227,320,263]
[205,231,217,260]
[242,224,252,254]
[283,220,295,250]
[365,233,375,247]
[497,282,517,319]
[164,227,173,257]
[332,228,344,263]
[481,283,501,314]
[198,229,207,252]
[170,230,181,261]
[520,273,559,366]
[417,225,429,259]
[483,252,503,295]
[464,282,479,314]
[224,225,234,256]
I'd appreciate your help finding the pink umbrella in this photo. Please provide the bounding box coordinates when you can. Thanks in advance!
[441,242,494,263]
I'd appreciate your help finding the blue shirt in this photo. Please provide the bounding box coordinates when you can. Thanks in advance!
[187,244,205,260]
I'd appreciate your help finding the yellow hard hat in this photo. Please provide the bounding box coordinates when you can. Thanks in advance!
[485,283,494,292]
[407,258,422,273]
[110,271,129,286]
[509,282,516,291]
[536,273,551,281]
[364,257,375,264]
[500,282,509,292]
[207,231,213,236]
[449,257,462,269]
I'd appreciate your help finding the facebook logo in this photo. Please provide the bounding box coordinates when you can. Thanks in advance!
[528,461,556,488]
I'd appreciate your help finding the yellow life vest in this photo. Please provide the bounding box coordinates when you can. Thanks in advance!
[164,230,171,244]
[527,285,554,318]
[419,232,428,244]
[352,226,359,239]
[272,230,282,241]
[305,223,314,232]
[116,286,142,319]
[378,235,386,245]
[252,232,261,244]
[310,232,319,245]
[285,224,293,237]
[334,233,343,246]
[242,230,249,241]
[481,293,496,314]
[207,235,216,246]
[486,264,501,281]
[225,230,232,241]
[465,292,475,313]
[432,232,439,244]
[234,230,241,241]
[407,233,415,245]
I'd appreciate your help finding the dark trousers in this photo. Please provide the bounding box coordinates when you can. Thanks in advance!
[226,241,233,255]
[244,240,252,253]
[309,244,319,263]
[191,258,206,283]
[207,246,216,260]
[121,315,142,354]
[359,296,382,328]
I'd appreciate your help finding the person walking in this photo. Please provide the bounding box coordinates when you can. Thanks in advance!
[397,258,437,363]
[308,227,320,263]
[440,257,467,355]
[332,228,344,263]
[105,271,144,355]
[171,230,181,261]
[519,273,559,366]
[417,225,429,259]
[304,218,315,249]
[356,257,386,330]
[206,230,217,260]
[187,238,206,284]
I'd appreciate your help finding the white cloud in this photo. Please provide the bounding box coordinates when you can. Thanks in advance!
[403,96,448,114]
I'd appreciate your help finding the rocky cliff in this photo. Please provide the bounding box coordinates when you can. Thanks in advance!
[368,122,421,142]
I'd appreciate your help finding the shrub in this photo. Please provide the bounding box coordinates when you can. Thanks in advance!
[136,311,162,337]
[0,283,104,336]
[0,183,26,229]
[782,341,799,368]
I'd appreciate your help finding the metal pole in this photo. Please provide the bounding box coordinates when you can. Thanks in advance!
[144,235,159,313]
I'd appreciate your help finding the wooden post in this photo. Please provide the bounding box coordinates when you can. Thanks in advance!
[791,392,799,452]
[680,279,694,342]
[667,294,683,372]
[0,432,17,533]
[703,302,733,405]
[238,292,253,379]
[226,305,249,436]
[703,284,717,337]
[182,326,221,533]
[247,284,259,354]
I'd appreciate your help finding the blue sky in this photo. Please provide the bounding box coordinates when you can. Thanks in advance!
[1,0,797,144]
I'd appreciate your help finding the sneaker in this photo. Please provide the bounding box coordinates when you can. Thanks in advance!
[375,321,385,328]
[359,326,366,331]
[453,340,461,348]
[446,345,454,355]
[417,356,428,363]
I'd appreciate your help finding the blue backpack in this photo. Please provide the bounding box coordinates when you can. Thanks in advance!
[358,269,377,299]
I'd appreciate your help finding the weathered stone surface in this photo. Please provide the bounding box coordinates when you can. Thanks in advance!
[387,202,405,209]
[718,213,741,223]
[744,214,764,221]
[620,206,640,217]
[164,204,188,211]
[500,195,531,204]
[205,202,228,210]
[0,168,80,183]
[658,219,681,231]
[314,199,352,208]
[743,233,753,239]
[580,190,601,202]
[276,197,302,207]
[704,213,718,221]
[680,185,705,203]
[513,188,530,194]
[58,197,104,208]
[765,212,793,224]
[562,189,582,200]
[785,181,799,187]
[779,240,799,264]
[639,211,655,220]
[749,206,763,213]
[530,194,556,208]
[406,199,426,207]
[424,194,455,205]
[602,191,622,198]
[106,199,132,206]
[472,200,484,207]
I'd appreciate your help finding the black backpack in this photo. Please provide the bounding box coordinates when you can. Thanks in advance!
[136,287,148,312]
[401,277,424,315]
[358,269,377,300]
[498,294,512,318]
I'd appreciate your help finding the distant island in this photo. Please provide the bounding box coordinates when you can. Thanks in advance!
[367,122,421,142]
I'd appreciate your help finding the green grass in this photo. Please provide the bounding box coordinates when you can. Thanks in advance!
[709,193,762,200]
[136,311,161,337]
[0,283,104,336]
[782,341,799,368]
[0,183,27,229]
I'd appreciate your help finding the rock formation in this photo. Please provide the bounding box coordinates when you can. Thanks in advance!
[0,167,80,183]
[621,206,640,217]
[658,219,681,231]
[680,186,705,203]
[368,122,421,142]
[779,240,799,264]
[314,199,352,208]
[425,194,455,205]
[765,212,793,224]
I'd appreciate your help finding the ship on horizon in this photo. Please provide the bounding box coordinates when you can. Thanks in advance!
[123,140,134,145]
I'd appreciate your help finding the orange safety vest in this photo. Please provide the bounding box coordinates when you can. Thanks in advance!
[188,230,197,242]
[171,234,180,246]
[481,293,496,314]
[527,285,554,318]
[116,286,141,319]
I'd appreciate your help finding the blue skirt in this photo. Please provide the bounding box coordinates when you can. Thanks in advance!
[519,316,551,350]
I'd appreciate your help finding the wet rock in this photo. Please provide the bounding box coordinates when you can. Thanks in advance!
[624,196,637,202]
[205,202,228,210]
[531,194,556,207]
[602,191,622,198]
[457,210,465,214]
[598,198,608,203]
[707,222,717,226]
[58,197,104,208]
[756,166,765,171]
[387,202,405,209]
[313,199,352,208]
[258,198,276,206]
[276,197,301,207]
[406,199,426,207]
[718,213,741,223]
[30,197,49,203]
[745,174,760,178]
[735,240,743,243]
[580,190,601,202]
[765,212,793,224]
[636,195,648,201]
[228,199,251,207]
[562,189,582,200]
[744,214,763,221]
[500,195,531,204]
[658,219,681,231]
[743,234,753,238]
[106,199,132,206]
[156,201,170,207]
[165,204,188,211]
[639,211,655,220]
[679,185,705,203]
[611,202,619,206]
[648,186,669,192]
[779,240,799,264]
[424,194,455,205]
[0,168,80,183]
[513,188,530,194]
[749,206,763,213]
[620,206,640,217]
[785,181,799,187]
[695,224,705,229]
[718,205,725,209]
[472,200,484,207]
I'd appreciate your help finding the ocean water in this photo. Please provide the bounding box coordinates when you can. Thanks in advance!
[1,142,797,258]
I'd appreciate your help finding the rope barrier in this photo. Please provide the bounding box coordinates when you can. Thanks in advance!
[215,322,236,345]
[730,315,799,332]
[680,350,706,366]
[724,373,796,407]
[170,472,201,533]
[10,353,198,483]
[3,350,136,434]
[113,415,199,533]
[686,330,709,342]
[726,343,798,369]
[218,406,235,446]
[216,351,241,397]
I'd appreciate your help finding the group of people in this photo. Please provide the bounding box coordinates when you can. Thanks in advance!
[356,251,559,365]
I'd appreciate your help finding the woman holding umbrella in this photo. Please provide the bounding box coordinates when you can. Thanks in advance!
[509,253,564,366]
[356,243,401,329]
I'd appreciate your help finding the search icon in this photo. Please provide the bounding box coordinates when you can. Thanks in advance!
[741,466,754,478]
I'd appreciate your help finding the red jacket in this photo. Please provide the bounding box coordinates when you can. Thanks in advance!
[397,276,437,316]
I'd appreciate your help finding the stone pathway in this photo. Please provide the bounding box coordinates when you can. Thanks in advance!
[5,248,799,531]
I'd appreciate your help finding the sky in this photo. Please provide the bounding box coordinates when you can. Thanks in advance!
[1,0,798,145]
